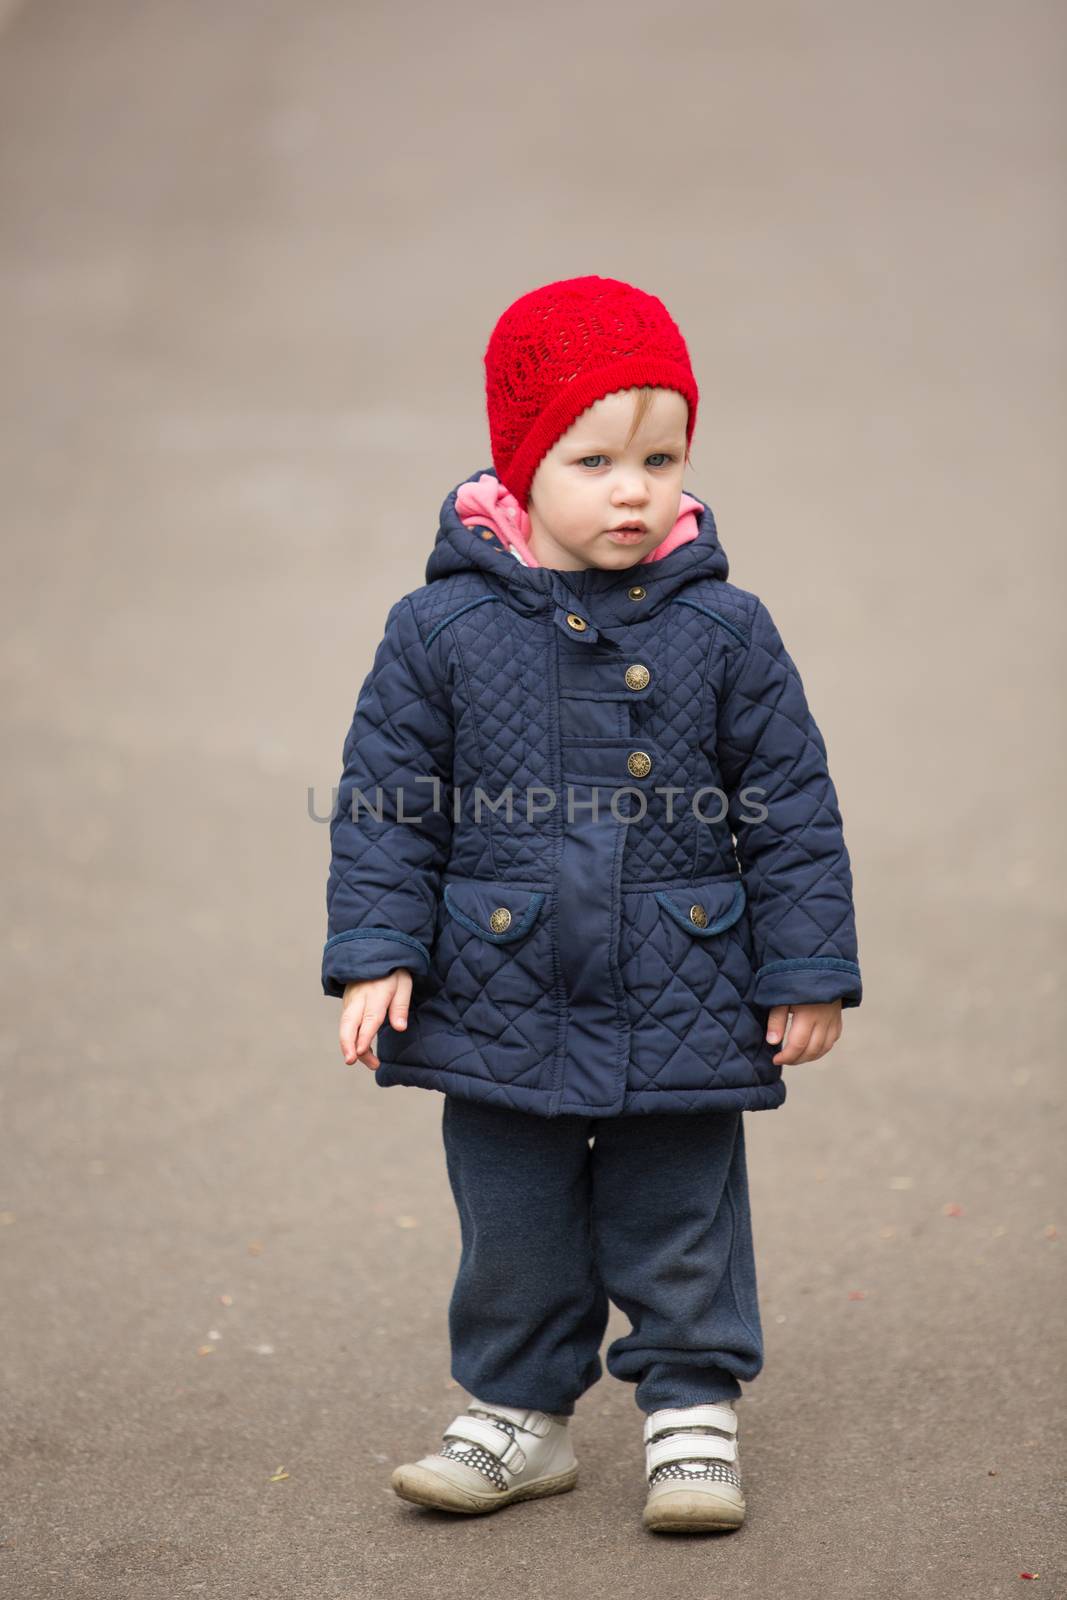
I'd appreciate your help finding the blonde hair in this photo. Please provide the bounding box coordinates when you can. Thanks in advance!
[623,385,693,469]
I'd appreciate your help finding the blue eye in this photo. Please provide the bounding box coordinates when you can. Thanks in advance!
[577,453,676,469]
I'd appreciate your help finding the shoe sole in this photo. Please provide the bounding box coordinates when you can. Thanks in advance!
[391,1461,579,1515]
[643,1485,746,1533]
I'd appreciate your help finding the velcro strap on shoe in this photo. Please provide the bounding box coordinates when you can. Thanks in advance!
[645,1432,738,1474]
[643,1403,738,1445]
[466,1400,553,1437]
[441,1415,525,1471]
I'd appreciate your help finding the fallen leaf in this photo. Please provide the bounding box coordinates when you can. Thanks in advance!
[269,1467,289,1482]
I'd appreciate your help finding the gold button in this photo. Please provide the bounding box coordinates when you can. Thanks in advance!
[624,663,650,690]
[627,750,652,778]
[627,585,646,600]
[689,904,709,928]
[565,613,588,631]
[488,907,512,933]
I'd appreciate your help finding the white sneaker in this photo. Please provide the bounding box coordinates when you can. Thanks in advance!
[391,1397,579,1515]
[642,1400,746,1532]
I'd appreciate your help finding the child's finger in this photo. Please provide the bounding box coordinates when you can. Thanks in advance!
[774,1011,813,1066]
[791,1018,831,1065]
[389,971,413,1031]
[765,1004,790,1045]
[355,1000,387,1058]
[355,1026,381,1068]
[770,1008,795,1064]
[795,1021,830,1063]
[815,1021,836,1059]
[339,999,365,1065]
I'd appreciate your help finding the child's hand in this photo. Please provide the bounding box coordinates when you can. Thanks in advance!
[765,1001,843,1067]
[339,970,414,1070]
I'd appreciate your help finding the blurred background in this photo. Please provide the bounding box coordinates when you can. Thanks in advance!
[1,1,1063,1594]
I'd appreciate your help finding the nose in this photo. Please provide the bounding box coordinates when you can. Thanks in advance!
[612,475,650,509]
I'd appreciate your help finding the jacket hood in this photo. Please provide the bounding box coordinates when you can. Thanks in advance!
[425,466,730,619]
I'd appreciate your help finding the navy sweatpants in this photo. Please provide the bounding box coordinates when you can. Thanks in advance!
[440,1095,764,1417]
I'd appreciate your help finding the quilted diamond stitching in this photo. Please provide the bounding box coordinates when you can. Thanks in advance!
[323,493,862,1107]
[712,594,859,982]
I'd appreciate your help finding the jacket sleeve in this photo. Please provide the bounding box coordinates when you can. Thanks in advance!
[321,595,454,998]
[714,596,863,1011]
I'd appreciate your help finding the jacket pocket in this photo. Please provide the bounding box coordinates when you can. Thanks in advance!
[620,874,768,1094]
[442,879,548,945]
[619,874,750,1002]
[388,877,559,1089]
[654,878,747,938]
[648,876,753,1005]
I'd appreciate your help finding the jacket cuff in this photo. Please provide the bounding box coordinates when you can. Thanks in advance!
[321,928,431,997]
[753,957,862,1010]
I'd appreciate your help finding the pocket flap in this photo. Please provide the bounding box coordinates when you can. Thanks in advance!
[655,877,747,937]
[443,879,548,944]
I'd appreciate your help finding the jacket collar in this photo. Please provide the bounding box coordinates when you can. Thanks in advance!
[426,466,730,628]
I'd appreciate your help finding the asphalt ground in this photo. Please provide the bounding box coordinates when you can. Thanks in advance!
[1,2,1063,1595]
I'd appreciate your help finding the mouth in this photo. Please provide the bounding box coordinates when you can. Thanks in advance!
[607,521,648,543]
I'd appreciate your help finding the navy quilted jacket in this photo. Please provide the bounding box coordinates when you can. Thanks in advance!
[322,466,862,1118]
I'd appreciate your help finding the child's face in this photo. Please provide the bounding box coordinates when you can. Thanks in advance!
[525,388,689,571]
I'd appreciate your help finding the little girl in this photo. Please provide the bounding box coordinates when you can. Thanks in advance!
[321,275,862,1534]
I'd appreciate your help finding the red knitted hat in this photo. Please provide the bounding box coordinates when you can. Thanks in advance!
[484,275,699,510]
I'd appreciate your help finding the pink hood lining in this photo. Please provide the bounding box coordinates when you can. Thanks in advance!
[455,473,705,568]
